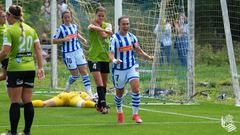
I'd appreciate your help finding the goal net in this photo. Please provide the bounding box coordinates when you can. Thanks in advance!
[122,0,189,103]
[121,0,240,104]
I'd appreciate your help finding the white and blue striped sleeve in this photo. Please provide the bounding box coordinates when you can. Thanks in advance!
[110,37,116,53]
[53,27,63,39]
[131,34,139,47]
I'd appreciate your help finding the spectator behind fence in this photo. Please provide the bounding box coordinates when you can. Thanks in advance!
[40,33,50,64]
[40,0,50,19]
[174,14,189,67]
[58,0,68,18]
[40,0,51,34]
[41,32,51,44]
[154,18,172,65]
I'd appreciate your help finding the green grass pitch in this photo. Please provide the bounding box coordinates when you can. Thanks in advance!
[0,90,240,135]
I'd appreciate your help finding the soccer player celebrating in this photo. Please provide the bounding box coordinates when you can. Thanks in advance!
[0,5,7,81]
[110,16,154,124]
[0,5,45,135]
[88,6,112,114]
[53,10,93,97]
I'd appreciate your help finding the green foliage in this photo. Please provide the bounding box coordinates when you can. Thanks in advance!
[23,1,43,31]
[195,43,229,66]
[233,42,240,64]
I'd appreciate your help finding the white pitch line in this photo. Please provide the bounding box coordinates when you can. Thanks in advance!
[0,121,220,128]
[123,105,240,123]
[3,91,240,124]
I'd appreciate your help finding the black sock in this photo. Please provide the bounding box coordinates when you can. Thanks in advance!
[102,87,107,107]
[10,103,20,134]
[23,102,34,134]
[97,86,106,107]
[103,87,107,94]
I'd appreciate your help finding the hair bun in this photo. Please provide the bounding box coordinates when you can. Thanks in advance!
[15,5,22,16]
[9,5,22,17]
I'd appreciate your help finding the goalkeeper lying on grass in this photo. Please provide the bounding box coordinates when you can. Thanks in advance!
[32,91,96,108]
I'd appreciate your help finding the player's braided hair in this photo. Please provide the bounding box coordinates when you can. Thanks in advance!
[8,5,24,36]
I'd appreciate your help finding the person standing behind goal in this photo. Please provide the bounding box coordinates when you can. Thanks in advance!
[0,5,45,135]
[53,10,93,97]
[110,16,154,124]
[174,14,189,66]
[88,6,112,114]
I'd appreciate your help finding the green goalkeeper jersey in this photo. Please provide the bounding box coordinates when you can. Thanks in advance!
[0,24,6,49]
[3,21,39,71]
[88,22,111,62]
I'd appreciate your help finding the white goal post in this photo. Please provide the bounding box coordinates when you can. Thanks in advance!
[220,0,240,106]
[187,0,195,101]
[50,0,58,89]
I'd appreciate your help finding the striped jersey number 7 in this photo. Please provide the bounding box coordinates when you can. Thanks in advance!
[115,74,119,87]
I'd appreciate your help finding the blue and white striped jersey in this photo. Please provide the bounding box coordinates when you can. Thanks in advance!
[53,24,81,53]
[110,32,139,70]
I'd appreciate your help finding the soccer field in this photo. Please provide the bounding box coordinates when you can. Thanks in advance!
[0,0,240,134]
[0,91,239,135]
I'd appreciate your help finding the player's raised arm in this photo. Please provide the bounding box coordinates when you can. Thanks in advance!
[88,23,112,38]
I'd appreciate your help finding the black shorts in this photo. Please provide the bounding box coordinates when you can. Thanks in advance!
[7,71,36,88]
[88,61,110,73]
[1,59,8,69]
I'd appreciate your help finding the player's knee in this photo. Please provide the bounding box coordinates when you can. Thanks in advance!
[132,87,140,93]
[116,89,124,97]
[78,67,88,75]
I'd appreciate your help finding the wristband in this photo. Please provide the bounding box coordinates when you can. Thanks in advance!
[112,59,117,64]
